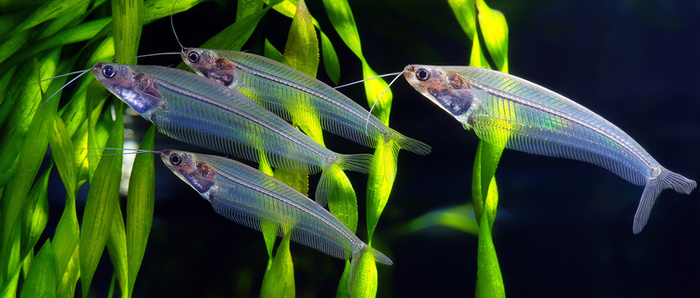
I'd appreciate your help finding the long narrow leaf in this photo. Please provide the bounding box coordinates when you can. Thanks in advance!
[79,105,124,297]
[476,0,508,72]
[260,233,295,298]
[126,125,155,297]
[19,240,56,298]
[107,206,128,297]
[111,0,143,64]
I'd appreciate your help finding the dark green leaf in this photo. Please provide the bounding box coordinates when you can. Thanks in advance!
[126,125,155,297]
[20,166,52,261]
[79,104,124,297]
[107,206,128,296]
[263,38,287,64]
[320,31,340,84]
[15,0,89,33]
[49,114,77,197]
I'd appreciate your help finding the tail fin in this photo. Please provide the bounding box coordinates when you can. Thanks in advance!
[391,130,431,155]
[632,167,696,234]
[336,153,375,173]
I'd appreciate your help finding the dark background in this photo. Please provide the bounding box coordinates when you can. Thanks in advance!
[76,0,700,297]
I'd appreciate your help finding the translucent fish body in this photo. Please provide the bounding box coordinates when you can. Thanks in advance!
[404,65,696,233]
[181,48,431,155]
[92,63,373,204]
[160,149,392,265]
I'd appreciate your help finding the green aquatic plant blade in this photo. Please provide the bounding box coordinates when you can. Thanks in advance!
[126,125,155,297]
[80,105,124,297]
[476,0,508,72]
[14,0,88,33]
[107,206,128,297]
[52,191,80,297]
[263,38,288,64]
[20,166,51,263]
[0,51,59,284]
[49,114,77,197]
[448,0,477,41]
[476,208,504,298]
[144,0,204,23]
[19,240,56,298]
[401,204,479,236]
[260,232,295,298]
[348,252,377,298]
[111,0,143,64]
[336,260,351,298]
[237,0,264,20]
[327,166,358,232]
[320,31,340,84]
[365,141,396,240]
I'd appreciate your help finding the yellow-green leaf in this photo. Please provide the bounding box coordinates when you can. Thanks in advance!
[260,232,295,298]
[283,0,319,78]
[51,191,80,296]
[20,166,52,260]
[475,212,504,298]
[327,166,358,233]
[400,204,479,236]
[320,31,340,84]
[237,0,264,21]
[476,0,508,72]
[49,114,77,197]
[365,141,396,240]
[348,252,377,298]
[126,125,155,297]
[263,38,288,64]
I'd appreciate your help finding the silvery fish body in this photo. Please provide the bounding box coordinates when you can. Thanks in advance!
[92,63,373,205]
[159,149,392,265]
[180,48,431,155]
[404,65,696,234]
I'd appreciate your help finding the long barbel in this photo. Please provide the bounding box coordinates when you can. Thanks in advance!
[159,149,392,266]
[179,48,431,156]
[403,65,696,234]
[92,63,374,205]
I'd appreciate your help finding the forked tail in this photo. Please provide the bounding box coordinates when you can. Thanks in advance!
[391,130,432,156]
[633,167,696,234]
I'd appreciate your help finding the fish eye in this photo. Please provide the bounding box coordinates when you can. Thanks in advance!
[416,68,430,81]
[188,51,200,63]
[170,154,182,165]
[102,65,116,78]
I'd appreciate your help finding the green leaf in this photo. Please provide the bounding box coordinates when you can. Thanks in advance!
[283,0,319,78]
[327,166,358,233]
[471,141,504,226]
[260,233,295,298]
[237,0,264,21]
[320,31,340,85]
[400,204,479,236]
[57,247,80,298]
[322,0,362,58]
[475,213,504,298]
[49,114,77,197]
[0,49,59,282]
[111,0,143,65]
[52,192,80,297]
[80,104,124,297]
[143,0,204,23]
[469,36,490,70]
[0,29,30,65]
[20,166,51,261]
[15,0,89,33]
[107,206,128,297]
[476,0,509,72]
[348,252,377,298]
[37,0,90,39]
[263,38,288,64]
[448,0,477,41]
[126,125,155,297]
[19,240,56,298]
[365,141,396,240]
[335,260,351,298]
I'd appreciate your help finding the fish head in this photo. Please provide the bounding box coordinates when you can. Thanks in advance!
[181,47,235,87]
[404,65,474,117]
[92,62,164,118]
[160,149,216,196]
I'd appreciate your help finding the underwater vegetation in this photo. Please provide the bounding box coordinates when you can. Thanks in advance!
[0,0,698,297]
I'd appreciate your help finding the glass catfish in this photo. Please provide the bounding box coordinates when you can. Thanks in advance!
[179,47,431,157]
[404,65,696,234]
[92,63,374,205]
[159,149,392,267]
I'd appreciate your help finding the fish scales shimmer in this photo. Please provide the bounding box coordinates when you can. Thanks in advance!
[403,65,696,233]
[181,48,431,156]
[159,149,392,265]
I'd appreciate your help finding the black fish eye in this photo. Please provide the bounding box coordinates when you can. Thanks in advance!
[170,154,182,165]
[188,52,199,63]
[416,68,430,81]
[102,65,116,78]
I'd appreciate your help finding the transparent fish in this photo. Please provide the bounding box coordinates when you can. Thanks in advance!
[159,149,392,266]
[93,63,374,205]
[404,65,696,234]
[180,48,431,156]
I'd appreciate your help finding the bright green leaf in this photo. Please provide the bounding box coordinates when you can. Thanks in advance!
[260,232,295,298]
[283,0,319,78]
[263,38,288,64]
[37,0,90,39]
[57,247,80,298]
[400,204,479,236]
[476,0,509,72]
[365,141,396,240]
[327,166,358,233]
[143,0,204,23]
[322,0,362,58]
[15,0,88,33]
[126,125,155,297]
[19,240,56,298]
[49,114,77,197]
[237,0,264,21]
[469,36,490,70]
[80,104,124,297]
[51,191,80,296]
[348,252,377,298]
[335,260,351,298]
